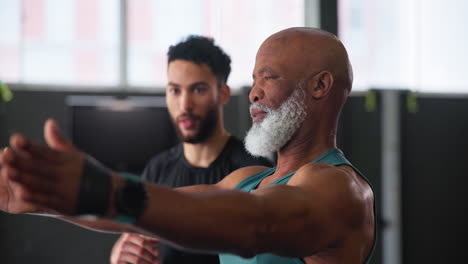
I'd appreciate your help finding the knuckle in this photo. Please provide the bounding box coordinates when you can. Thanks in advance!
[125,233,135,241]
[121,233,130,241]
[122,241,132,249]
[143,240,152,247]
[137,246,145,256]
[129,255,139,263]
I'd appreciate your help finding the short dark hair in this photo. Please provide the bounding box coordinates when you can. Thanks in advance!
[167,35,231,85]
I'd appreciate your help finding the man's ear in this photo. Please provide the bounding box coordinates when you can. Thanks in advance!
[309,71,334,99]
[220,84,231,105]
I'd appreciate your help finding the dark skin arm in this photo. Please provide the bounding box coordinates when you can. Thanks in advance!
[0,134,372,260]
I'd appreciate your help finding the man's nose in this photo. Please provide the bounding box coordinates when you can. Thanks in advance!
[249,84,264,103]
[180,92,194,112]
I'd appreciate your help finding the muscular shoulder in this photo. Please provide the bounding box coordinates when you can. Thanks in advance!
[216,165,271,189]
[291,162,363,188]
[290,162,374,228]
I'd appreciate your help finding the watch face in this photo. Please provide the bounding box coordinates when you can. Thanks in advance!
[116,179,148,219]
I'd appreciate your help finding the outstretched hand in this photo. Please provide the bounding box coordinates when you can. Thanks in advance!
[0,119,85,215]
[111,233,161,264]
[0,151,36,214]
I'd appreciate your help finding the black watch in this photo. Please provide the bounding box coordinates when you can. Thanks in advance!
[115,173,148,223]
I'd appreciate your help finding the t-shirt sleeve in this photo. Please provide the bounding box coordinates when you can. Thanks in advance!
[140,162,152,182]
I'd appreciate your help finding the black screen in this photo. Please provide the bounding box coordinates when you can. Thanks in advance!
[67,96,178,174]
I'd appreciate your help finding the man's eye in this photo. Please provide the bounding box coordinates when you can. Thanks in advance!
[169,88,180,94]
[193,87,206,93]
[265,76,279,80]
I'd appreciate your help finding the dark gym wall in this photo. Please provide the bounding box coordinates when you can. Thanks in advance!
[339,94,382,264]
[401,95,468,263]
[320,0,338,35]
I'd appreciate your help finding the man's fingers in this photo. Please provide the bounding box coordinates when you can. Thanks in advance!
[1,147,58,180]
[121,241,159,263]
[44,119,77,152]
[1,168,64,213]
[9,134,62,164]
[112,233,159,264]
[126,233,147,246]
[117,252,155,264]
[1,150,67,213]
[139,234,161,243]
[127,234,160,255]
[3,165,58,195]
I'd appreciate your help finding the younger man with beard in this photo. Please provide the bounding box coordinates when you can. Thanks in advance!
[110,36,271,264]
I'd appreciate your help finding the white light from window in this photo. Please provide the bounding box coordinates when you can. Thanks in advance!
[339,0,468,93]
[127,0,304,90]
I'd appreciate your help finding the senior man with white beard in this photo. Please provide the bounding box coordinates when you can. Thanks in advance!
[0,27,376,264]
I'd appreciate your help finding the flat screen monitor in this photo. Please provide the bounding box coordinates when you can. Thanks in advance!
[66,95,178,175]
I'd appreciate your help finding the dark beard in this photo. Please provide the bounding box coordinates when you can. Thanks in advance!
[173,105,219,144]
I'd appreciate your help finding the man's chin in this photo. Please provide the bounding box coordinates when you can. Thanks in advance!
[182,137,201,144]
[178,130,208,144]
[179,134,198,143]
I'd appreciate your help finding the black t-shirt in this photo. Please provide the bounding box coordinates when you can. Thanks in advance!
[141,136,272,264]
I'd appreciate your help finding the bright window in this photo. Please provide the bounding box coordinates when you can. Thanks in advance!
[0,0,304,90]
[339,0,468,93]
[0,0,120,87]
[127,0,305,89]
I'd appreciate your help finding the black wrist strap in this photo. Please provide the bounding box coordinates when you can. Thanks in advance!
[76,156,111,216]
[114,172,148,224]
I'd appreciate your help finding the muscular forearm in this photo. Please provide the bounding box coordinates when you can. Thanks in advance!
[105,173,315,258]
[139,184,263,257]
[53,176,241,243]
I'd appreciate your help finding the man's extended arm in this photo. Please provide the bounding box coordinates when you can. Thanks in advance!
[0,133,365,258]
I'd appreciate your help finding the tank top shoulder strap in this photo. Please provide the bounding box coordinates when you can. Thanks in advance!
[315,148,351,166]
[234,167,276,191]
[320,149,373,188]
[269,148,348,185]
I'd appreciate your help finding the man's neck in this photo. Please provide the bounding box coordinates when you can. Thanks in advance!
[273,125,337,179]
[183,129,231,168]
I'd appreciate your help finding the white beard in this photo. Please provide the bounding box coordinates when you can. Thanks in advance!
[244,87,307,158]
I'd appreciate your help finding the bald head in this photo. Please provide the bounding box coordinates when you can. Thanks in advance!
[248,28,353,153]
[257,27,353,92]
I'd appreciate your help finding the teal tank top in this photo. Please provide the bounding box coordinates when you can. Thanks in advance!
[218,148,376,264]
